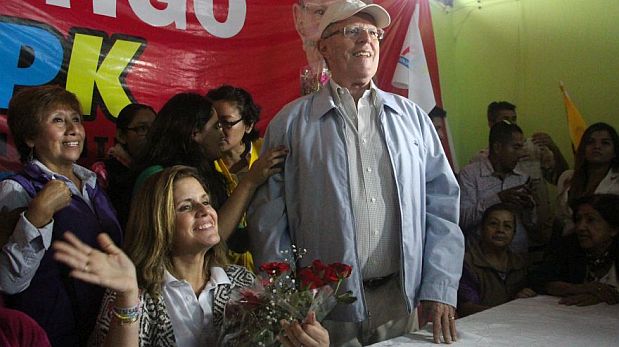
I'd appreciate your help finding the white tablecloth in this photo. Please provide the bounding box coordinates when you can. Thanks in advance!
[371,295,619,346]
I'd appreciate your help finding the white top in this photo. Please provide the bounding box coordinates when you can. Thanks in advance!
[599,263,618,289]
[556,168,619,234]
[162,267,231,347]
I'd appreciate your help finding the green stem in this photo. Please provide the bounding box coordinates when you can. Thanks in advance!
[334,278,343,297]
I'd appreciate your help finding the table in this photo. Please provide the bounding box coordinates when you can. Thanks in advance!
[371,295,619,346]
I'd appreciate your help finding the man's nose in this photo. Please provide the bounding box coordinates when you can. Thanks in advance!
[356,28,372,42]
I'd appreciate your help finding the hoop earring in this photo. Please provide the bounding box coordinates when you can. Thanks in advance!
[28,147,34,162]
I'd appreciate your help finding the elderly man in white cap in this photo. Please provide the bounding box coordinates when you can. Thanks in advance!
[249,0,464,345]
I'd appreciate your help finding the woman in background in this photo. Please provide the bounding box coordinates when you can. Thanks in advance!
[533,194,619,306]
[132,92,287,259]
[206,85,264,269]
[556,122,619,234]
[92,103,156,228]
[457,203,536,317]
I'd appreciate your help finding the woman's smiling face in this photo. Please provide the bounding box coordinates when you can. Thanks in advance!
[172,177,220,255]
[28,104,85,171]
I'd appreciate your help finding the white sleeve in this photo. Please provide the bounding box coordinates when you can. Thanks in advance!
[0,180,54,294]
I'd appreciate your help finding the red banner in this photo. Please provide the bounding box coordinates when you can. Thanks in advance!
[0,0,423,171]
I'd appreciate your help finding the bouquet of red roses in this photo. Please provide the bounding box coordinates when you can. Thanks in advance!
[219,259,356,346]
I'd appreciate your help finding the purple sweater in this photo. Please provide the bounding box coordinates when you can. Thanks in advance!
[4,162,122,347]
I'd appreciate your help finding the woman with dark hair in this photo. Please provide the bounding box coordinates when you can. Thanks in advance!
[0,85,122,346]
[132,92,286,255]
[206,85,261,183]
[206,85,265,269]
[52,166,328,346]
[132,93,227,205]
[92,103,156,227]
[556,122,619,234]
[532,194,619,306]
[457,203,536,317]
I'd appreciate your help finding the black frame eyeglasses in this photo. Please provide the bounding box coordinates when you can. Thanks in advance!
[216,119,243,130]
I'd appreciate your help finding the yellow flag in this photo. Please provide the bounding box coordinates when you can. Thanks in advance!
[560,83,587,150]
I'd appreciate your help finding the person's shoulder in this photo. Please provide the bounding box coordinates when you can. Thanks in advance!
[273,94,315,120]
[557,169,575,190]
[376,89,422,114]
[459,159,484,177]
[0,175,22,190]
[0,175,30,206]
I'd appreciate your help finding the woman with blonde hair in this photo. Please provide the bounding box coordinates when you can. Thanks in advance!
[52,166,329,347]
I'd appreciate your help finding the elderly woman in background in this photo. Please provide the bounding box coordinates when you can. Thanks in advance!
[92,103,156,228]
[0,85,122,346]
[556,122,619,235]
[457,203,536,317]
[52,166,328,346]
[532,194,619,306]
[132,92,287,264]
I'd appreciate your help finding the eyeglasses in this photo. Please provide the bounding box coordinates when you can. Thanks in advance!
[322,25,384,41]
[216,119,243,130]
[125,125,150,135]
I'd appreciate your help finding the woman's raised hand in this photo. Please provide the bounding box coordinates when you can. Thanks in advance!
[52,232,138,295]
[245,145,288,187]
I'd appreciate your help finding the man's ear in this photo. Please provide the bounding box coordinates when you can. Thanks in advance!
[318,39,328,54]
[491,142,502,155]
[292,4,304,35]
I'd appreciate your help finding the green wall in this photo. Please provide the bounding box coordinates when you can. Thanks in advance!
[430,0,619,168]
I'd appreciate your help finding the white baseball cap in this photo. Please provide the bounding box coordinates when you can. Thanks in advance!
[318,0,391,38]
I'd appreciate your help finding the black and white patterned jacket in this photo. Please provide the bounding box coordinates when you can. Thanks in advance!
[89,265,255,347]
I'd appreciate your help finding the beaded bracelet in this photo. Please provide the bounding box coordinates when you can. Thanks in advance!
[112,301,142,326]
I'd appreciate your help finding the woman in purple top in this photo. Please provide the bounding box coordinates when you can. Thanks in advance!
[457,203,536,317]
[0,85,122,346]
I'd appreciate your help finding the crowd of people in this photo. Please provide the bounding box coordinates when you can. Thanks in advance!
[0,0,617,346]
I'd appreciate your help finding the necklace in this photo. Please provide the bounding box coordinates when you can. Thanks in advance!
[585,245,615,282]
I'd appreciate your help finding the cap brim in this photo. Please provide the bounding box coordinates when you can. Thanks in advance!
[355,5,391,29]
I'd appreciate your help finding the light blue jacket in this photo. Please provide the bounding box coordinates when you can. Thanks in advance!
[248,86,464,322]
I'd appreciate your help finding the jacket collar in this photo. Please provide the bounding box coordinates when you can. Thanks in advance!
[309,79,406,121]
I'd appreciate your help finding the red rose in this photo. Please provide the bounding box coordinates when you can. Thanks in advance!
[298,267,325,289]
[260,278,273,287]
[259,262,291,276]
[322,266,339,283]
[311,259,328,272]
[329,263,353,279]
[240,289,262,308]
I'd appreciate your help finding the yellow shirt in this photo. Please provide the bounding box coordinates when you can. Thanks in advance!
[214,139,262,271]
